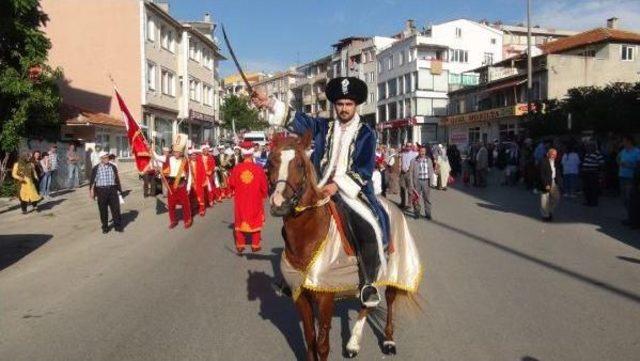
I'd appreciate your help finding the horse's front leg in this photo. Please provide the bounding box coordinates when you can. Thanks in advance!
[315,292,335,361]
[295,291,318,361]
[345,307,371,358]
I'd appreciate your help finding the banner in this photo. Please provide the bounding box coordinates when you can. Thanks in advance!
[115,89,151,172]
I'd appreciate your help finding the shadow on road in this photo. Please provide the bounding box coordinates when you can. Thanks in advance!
[430,219,640,305]
[120,210,139,230]
[155,198,168,215]
[0,234,53,271]
[450,171,640,252]
[37,199,65,212]
[617,256,640,265]
[0,203,22,215]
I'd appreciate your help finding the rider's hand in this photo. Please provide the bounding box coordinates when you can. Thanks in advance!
[322,183,338,197]
[250,89,270,109]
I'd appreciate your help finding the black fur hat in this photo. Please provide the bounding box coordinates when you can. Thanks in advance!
[325,77,367,105]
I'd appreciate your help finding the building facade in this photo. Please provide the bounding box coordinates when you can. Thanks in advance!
[442,20,640,151]
[42,0,224,156]
[493,23,577,60]
[291,55,332,118]
[377,19,503,146]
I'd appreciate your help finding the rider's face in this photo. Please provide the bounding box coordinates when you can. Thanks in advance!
[335,99,356,123]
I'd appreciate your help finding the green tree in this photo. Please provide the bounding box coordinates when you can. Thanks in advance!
[220,94,267,132]
[0,0,62,185]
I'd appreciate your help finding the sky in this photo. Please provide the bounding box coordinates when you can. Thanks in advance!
[167,0,640,77]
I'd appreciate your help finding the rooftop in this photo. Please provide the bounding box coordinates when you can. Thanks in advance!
[61,104,124,128]
[540,27,640,54]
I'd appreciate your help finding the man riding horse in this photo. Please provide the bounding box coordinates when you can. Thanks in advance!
[252,77,390,308]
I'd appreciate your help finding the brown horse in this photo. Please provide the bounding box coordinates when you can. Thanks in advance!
[267,133,419,361]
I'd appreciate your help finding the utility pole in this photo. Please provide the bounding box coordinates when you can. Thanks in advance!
[526,0,533,124]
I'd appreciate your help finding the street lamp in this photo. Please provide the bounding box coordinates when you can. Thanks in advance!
[526,0,533,123]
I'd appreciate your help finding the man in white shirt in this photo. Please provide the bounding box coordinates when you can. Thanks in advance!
[399,143,418,208]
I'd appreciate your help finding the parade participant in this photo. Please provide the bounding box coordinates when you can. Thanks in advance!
[254,76,389,308]
[89,151,123,233]
[188,148,207,217]
[141,160,157,198]
[12,152,42,214]
[227,141,268,253]
[200,145,217,206]
[224,147,236,198]
[162,134,192,229]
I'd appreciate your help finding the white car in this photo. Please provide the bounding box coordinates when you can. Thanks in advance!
[242,131,267,146]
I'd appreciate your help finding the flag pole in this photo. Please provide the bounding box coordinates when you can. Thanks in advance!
[108,74,172,196]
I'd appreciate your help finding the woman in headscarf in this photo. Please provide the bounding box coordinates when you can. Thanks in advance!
[12,152,42,214]
[434,144,452,190]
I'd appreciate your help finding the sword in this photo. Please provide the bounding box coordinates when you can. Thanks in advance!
[221,24,253,94]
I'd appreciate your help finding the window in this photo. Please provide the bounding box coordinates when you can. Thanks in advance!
[468,127,480,144]
[203,84,213,106]
[377,60,383,73]
[378,83,386,100]
[161,27,175,52]
[455,27,462,38]
[407,49,412,63]
[449,49,469,63]
[146,62,156,91]
[621,45,634,61]
[580,49,596,57]
[189,79,197,100]
[387,57,392,70]
[146,18,155,41]
[483,52,494,65]
[404,74,411,92]
[388,102,397,119]
[491,38,496,45]
[398,52,404,66]
[161,69,175,96]
[369,92,375,104]
[378,105,387,122]
[196,81,202,102]
[387,79,397,97]
[189,41,198,61]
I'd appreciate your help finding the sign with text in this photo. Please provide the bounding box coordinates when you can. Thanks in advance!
[442,103,531,126]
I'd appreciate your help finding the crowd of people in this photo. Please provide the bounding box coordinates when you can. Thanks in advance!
[370,142,454,220]
[459,135,640,226]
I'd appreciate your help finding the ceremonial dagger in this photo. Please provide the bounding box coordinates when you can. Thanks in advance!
[221,24,253,94]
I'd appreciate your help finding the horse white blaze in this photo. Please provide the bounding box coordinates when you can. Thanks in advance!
[271,149,295,207]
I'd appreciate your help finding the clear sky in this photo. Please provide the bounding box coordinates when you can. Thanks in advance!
[167,0,640,77]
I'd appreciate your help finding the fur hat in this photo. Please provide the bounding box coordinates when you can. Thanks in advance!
[239,140,254,156]
[172,133,188,153]
[325,77,367,105]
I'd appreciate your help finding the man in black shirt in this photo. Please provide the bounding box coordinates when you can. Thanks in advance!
[89,151,123,233]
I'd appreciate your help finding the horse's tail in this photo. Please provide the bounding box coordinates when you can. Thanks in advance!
[393,288,425,319]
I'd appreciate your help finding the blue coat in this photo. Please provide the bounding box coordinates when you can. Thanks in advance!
[291,112,390,245]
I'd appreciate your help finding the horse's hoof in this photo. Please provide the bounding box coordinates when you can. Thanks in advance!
[345,351,358,358]
[382,341,397,355]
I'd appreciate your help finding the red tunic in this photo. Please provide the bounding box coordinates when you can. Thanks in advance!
[190,156,207,208]
[228,158,268,233]
[201,154,216,190]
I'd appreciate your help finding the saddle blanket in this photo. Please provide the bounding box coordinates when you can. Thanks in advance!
[281,197,423,300]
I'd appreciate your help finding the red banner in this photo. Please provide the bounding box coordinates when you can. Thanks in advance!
[115,89,151,172]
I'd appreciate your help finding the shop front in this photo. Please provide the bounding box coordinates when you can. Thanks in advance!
[442,103,531,152]
[378,116,439,147]
[188,110,216,146]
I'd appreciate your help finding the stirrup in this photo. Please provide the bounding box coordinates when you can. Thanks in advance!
[360,284,381,308]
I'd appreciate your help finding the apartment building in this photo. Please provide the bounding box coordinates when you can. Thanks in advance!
[223,72,266,96]
[42,0,224,156]
[491,22,577,60]
[377,19,503,146]
[291,55,332,118]
[442,19,640,150]
[329,36,396,126]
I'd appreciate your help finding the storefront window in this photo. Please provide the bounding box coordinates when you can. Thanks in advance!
[154,117,173,153]
[468,127,480,145]
[191,123,202,146]
[499,123,518,141]
[95,133,111,152]
[116,135,131,158]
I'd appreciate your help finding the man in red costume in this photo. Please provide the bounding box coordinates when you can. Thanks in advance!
[161,134,192,229]
[188,148,207,217]
[228,141,268,253]
[200,145,217,206]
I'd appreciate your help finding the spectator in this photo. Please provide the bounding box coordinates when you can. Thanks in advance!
[372,161,383,196]
[32,150,44,182]
[385,147,400,195]
[90,145,102,167]
[447,144,462,177]
[409,146,434,220]
[475,142,489,187]
[540,148,560,222]
[581,143,605,207]
[399,143,418,209]
[89,151,123,233]
[39,151,53,198]
[434,144,451,190]
[11,152,42,214]
[561,146,581,198]
[48,144,59,193]
[618,135,640,226]
[66,143,80,189]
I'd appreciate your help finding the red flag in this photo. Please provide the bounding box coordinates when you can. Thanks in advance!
[115,89,151,172]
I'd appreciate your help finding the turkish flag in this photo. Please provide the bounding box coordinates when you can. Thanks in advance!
[115,89,151,172]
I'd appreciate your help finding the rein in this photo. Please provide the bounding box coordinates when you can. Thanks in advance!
[269,167,328,215]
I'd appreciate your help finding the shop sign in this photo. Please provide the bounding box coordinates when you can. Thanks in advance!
[442,103,531,126]
[449,130,468,144]
[189,109,215,123]
[488,67,522,82]
[378,117,417,130]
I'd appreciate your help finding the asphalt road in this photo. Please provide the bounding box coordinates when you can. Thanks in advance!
[1,172,639,361]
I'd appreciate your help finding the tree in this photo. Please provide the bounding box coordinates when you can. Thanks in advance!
[220,94,268,133]
[0,0,63,185]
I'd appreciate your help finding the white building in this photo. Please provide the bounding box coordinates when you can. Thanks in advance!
[376,19,503,146]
